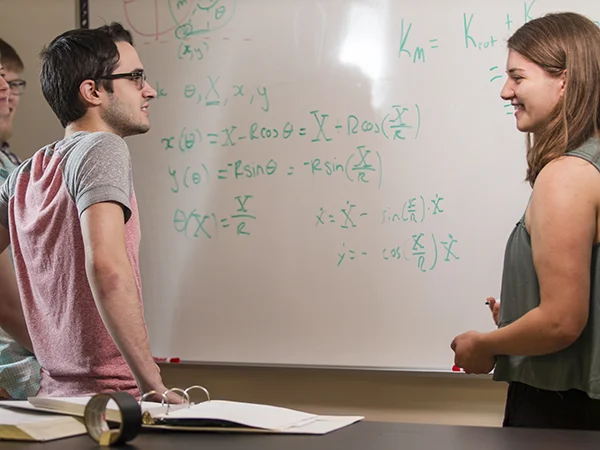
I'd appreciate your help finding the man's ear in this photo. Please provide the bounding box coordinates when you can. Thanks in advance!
[79,79,103,106]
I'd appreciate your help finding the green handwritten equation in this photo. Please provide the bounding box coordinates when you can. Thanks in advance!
[173,194,255,239]
[153,76,269,112]
[316,195,445,230]
[183,77,269,111]
[398,0,599,95]
[160,106,420,152]
[168,144,384,191]
[315,196,455,270]
[316,201,369,229]
[398,18,438,63]
[178,40,210,62]
[337,232,459,272]
[381,194,445,224]
[399,0,540,62]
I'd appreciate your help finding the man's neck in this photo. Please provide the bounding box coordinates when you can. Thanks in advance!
[64,118,120,139]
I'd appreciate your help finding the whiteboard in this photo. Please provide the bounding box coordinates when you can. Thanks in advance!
[88,0,597,372]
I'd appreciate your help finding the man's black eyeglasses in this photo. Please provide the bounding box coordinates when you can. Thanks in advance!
[99,71,146,90]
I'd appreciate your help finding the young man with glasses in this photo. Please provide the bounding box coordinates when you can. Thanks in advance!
[0,23,178,402]
[0,38,26,175]
[0,39,41,400]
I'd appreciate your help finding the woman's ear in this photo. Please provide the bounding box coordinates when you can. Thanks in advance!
[560,70,567,92]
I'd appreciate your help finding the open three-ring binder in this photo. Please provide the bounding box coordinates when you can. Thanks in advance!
[0,385,363,435]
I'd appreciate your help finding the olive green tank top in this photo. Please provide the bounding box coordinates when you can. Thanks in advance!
[493,137,600,398]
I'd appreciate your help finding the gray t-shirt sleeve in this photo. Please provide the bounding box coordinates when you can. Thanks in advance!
[63,132,133,223]
[0,164,18,229]
[0,176,9,229]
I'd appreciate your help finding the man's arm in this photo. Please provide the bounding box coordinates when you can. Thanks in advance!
[0,226,33,352]
[80,202,168,396]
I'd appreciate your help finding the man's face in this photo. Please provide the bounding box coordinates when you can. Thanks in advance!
[100,41,156,138]
[0,69,24,141]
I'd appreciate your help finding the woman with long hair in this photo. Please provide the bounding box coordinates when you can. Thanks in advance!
[452,12,600,429]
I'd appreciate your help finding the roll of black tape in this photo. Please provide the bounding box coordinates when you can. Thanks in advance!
[84,392,142,446]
